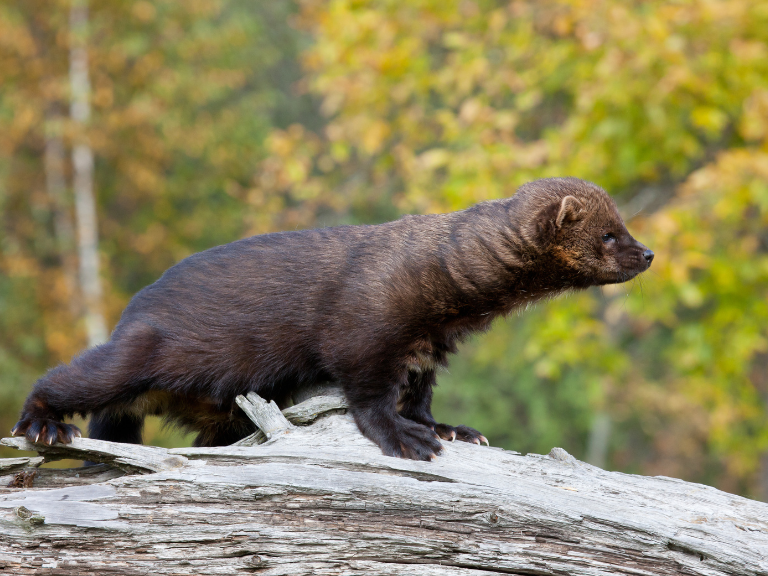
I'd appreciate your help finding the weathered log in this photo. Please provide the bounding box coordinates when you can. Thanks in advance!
[233,391,295,447]
[0,456,44,474]
[1,388,766,576]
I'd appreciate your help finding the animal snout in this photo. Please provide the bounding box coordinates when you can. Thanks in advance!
[643,249,654,265]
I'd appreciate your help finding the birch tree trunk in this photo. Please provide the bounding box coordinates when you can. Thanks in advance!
[69,0,107,347]
[585,411,611,469]
[1,387,767,575]
[43,108,79,316]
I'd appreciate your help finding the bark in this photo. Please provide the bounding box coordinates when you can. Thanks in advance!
[43,108,80,316]
[69,0,107,347]
[1,387,766,575]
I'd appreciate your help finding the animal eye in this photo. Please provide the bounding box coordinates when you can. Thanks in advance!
[601,233,616,243]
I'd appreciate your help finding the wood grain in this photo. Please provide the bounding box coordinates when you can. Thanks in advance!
[1,389,766,575]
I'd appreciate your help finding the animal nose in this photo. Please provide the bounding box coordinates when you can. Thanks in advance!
[643,249,654,264]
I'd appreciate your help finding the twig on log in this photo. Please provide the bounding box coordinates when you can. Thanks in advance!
[232,389,346,446]
[282,394,348,425]
[234,391,295,446]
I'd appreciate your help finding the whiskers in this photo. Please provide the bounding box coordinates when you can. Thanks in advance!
[600,269,647,310]
[624,272,647,309]
[632,274,646,306]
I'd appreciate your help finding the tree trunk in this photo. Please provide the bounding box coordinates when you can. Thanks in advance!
[1,387,766,575]
[69,0,107,347]
[586,410,613,469]
[43,108,79,316]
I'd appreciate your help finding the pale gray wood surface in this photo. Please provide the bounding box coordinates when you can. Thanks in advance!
[1,390,767,575]
[281,394,348,425]
[233,392,295,447]
[235,392,295,438]
[0,456,44,473]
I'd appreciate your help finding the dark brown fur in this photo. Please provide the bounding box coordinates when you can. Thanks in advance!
[12,177,653,460]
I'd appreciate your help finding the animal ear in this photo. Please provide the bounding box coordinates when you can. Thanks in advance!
[555,195,584,228]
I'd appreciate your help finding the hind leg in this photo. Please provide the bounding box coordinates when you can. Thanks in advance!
[193,421,255,447]
[12,325,159,446]
[81,411,145,466]
[88,411,144,444]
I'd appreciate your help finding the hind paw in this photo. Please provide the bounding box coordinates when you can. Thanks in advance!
[11,418,81,446]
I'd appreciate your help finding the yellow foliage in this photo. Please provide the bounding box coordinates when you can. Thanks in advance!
[249,0,768,496]
[2,0,768,494]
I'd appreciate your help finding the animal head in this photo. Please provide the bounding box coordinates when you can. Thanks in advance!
[518,177,653,287]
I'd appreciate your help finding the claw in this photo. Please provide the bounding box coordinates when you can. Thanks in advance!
[479,435,489,446]
[44,426,58,445]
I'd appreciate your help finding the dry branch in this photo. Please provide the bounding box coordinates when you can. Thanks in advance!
[1,388,766,575]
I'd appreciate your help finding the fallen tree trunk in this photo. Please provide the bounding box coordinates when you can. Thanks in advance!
[1,389,767,575]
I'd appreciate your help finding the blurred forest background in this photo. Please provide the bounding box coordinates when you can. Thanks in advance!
[1,0,767,500]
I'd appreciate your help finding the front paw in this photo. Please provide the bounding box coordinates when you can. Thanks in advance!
[435,423,488,446]
[11,418,81,446]
[380,418,444,461]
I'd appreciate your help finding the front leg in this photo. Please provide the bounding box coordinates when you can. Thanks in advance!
[399,369,489,446]
[342,369,443,461]
[398,369,438,427]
